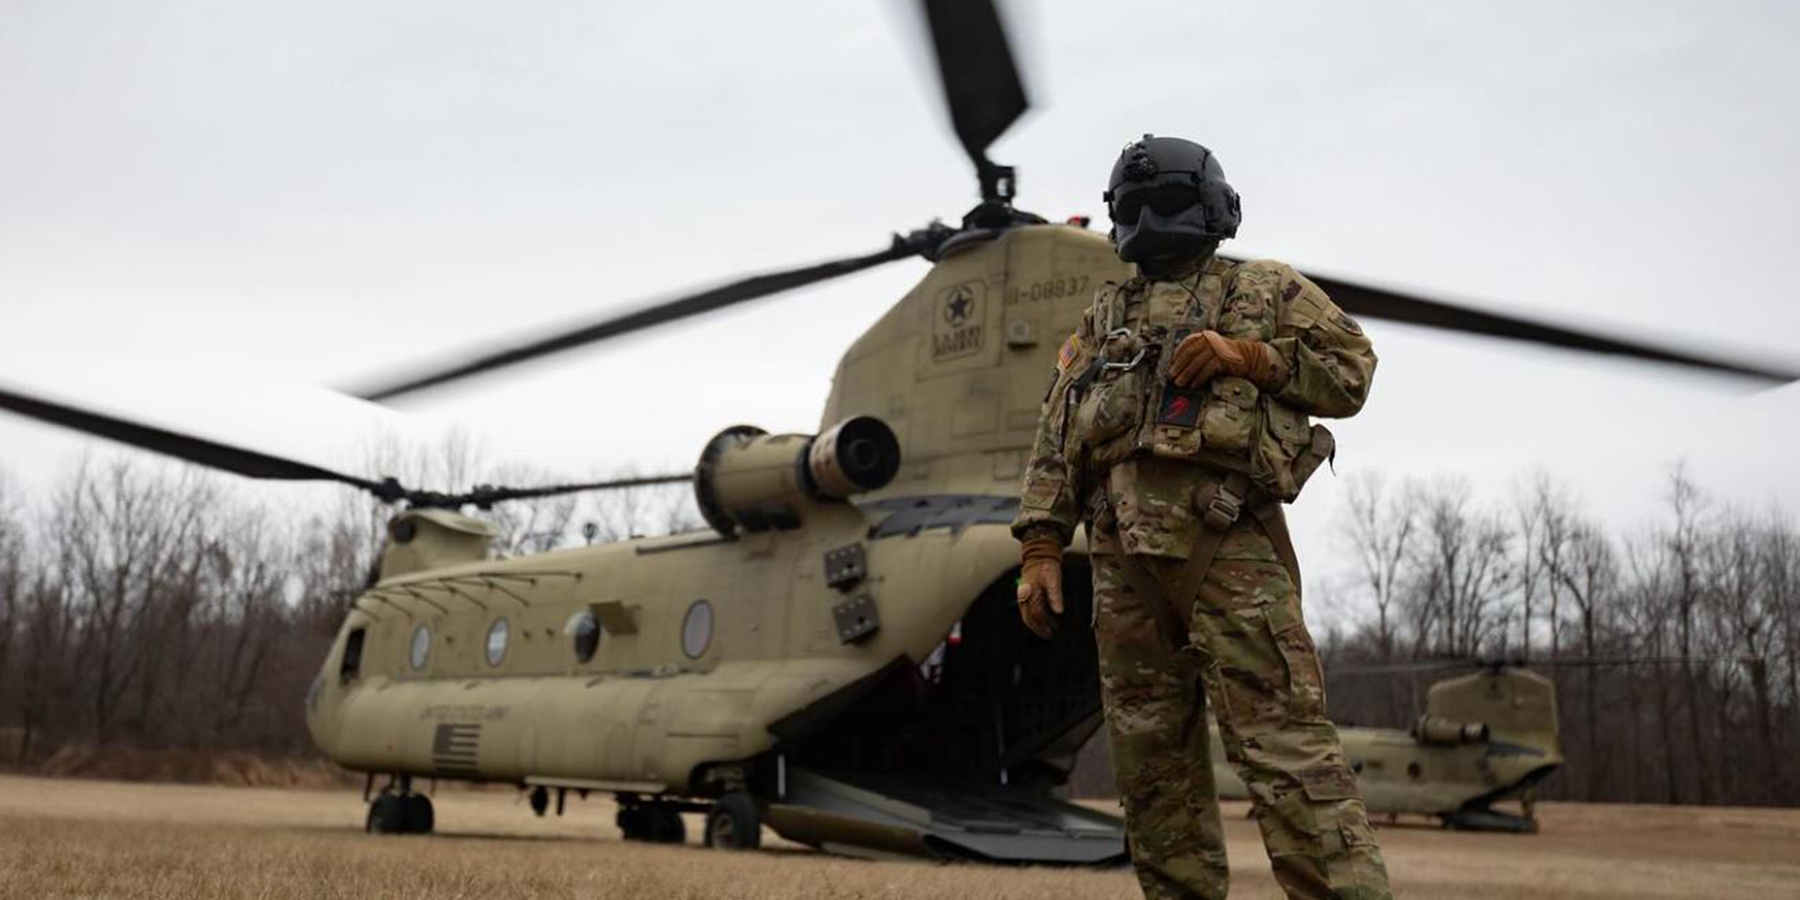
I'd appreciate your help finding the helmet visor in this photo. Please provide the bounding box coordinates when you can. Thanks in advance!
[1109,183,1200,225]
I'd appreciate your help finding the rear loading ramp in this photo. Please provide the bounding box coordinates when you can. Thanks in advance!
[764,768,1126,865]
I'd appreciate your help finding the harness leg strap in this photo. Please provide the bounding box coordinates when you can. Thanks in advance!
[1246,500,1304,597]
[1117,553,1196,655]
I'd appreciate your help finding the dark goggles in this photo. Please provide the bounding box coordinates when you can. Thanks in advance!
[1108,183,1201,224]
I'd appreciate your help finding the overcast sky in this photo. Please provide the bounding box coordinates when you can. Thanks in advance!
[3,0,1798,600]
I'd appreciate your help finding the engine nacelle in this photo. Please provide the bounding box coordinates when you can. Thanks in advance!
[694,415,900,536]
[1414,714,1490,746]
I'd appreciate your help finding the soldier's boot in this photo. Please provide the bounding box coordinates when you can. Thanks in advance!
[1092,551,1230,900]
[1188,535,1394,900]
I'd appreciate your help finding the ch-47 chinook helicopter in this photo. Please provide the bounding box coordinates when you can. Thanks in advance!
[1215,662,1563,834]
[2,0,1796,866]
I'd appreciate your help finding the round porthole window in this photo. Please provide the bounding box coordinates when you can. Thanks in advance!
[486,618,509,667]
[681,600,714,659]
[410,624,432,670]
[567,610,600,663]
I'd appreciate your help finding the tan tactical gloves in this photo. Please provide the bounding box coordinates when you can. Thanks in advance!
[1170,330,1289,391]
[1016,535,1065,639]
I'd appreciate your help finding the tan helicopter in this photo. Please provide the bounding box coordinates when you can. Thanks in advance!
[2,0,1793,865]
[1215,664,1561,833]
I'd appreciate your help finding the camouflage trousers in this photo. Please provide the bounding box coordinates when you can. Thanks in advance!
[1092,518,1391,900]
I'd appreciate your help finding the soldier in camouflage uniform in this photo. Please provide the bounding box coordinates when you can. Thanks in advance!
[1012,135,1392,900]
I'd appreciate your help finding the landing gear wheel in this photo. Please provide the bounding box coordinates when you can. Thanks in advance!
[618,806,649,841]
[366,792,407,834]
[619,803,686,844]
[367,786,433,835]
[647,806,686,843]
[704,793,762,850]
[403,793,435,834]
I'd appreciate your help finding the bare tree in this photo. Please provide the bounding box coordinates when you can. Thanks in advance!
[1541,514,1615,799]
[1664,464,1714,804]
[1769,516,1800,800]
[0,474,20,694]
[1339,472,1417,662]
[1620,533,1685,803]
[1703,508,1786,794]
[198,509,287,746]
[1407,477,1512,659]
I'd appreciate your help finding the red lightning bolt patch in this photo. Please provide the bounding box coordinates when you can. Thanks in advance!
[1156,387,1205,427]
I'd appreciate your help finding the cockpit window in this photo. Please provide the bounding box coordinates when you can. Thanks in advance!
[339,627,366,682]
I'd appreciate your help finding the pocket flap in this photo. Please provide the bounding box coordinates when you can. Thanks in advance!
[1299,765,1361,802]
[1266,403,1309,444]
[1209,376,1259,409]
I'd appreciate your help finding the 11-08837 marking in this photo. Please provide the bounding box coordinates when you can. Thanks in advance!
[1007,275,1090,305]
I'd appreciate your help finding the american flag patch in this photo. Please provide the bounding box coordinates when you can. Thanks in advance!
[1057,333,1082,370]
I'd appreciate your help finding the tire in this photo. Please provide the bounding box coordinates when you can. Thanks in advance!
[617,806,649,842]
[403,793,435,835]
[704,793,761,850]
[648,806,687,844]
[619,802,686,843]
[366,792,407,835]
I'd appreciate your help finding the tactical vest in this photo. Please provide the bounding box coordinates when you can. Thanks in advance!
[1064,258,1334,502]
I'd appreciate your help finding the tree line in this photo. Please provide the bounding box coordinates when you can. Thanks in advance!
[1,451,1794,807]
[1319,467,1800,807]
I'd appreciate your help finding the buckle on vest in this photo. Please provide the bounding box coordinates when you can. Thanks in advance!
[1201,484,1243,531]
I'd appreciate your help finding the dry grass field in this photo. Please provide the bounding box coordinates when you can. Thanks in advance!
[0,773,1796,899]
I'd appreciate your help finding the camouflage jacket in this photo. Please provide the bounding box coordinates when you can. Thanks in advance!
[1011,254,1376,554]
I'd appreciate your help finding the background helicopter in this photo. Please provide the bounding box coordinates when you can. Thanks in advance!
[2,0,1798,866]
[1218,661,1562,834]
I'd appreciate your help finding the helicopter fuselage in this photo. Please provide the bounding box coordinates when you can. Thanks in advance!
[305,224,1132,861]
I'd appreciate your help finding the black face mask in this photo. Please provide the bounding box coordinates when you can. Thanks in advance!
[1111,191,1214,266]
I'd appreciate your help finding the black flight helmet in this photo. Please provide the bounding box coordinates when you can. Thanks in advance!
[1104,135,1241,264]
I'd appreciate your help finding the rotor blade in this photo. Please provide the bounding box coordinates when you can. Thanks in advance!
[0,382,389,493]
[1517,655,1764,669]
[462,472,694,507]
[1327,654,1764,678]
[1304,270,1800,384]
[1327,660,1472,678]
[920,0,1029,167]
[355,239,925,402]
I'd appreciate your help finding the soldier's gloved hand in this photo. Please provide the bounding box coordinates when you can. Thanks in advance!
[1016,536,1065,640]
[1170,330,1289,390]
